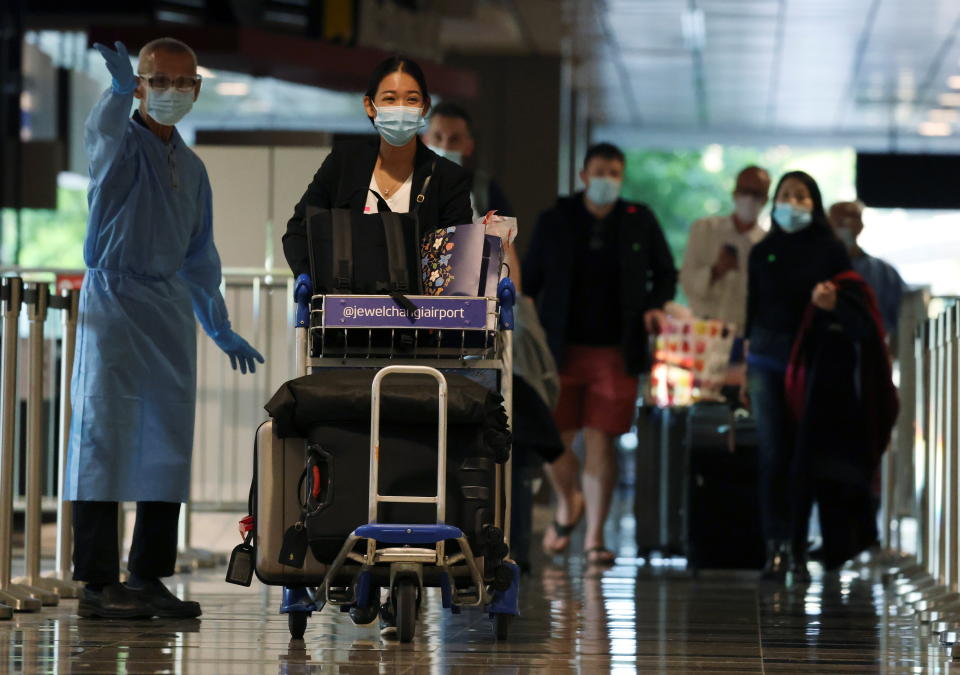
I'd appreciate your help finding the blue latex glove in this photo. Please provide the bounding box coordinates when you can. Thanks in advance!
[212,329,265,375]
[93,41,137,95]
[294,273,312,328]
[497,277,516,330]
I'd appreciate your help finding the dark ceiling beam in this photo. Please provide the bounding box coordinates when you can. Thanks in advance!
[86,25,479,99]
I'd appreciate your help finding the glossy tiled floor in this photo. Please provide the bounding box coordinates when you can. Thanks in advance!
[0,513,953,673]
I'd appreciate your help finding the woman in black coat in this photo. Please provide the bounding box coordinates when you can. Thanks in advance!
[744,170,851,583]
[283,56,473,279]
[280,56,472,639]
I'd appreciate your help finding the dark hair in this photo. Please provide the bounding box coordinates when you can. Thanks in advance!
[430,101,473,134]
[770,170,830,232]
[583,142,625,169]
[364,55,430,123]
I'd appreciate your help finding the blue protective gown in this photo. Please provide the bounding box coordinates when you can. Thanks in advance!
[65,88,230,503]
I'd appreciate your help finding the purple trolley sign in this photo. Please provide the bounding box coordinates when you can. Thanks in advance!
[323,295,490,330]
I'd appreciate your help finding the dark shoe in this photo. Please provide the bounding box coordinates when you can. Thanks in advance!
[349,597,381,626]
[78,583,154,619]
[761,540,789,582]
[132,579,202,618]
[379,602,397,639]
[790,546,812,584]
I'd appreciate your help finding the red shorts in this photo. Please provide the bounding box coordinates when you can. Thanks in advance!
[554,346,639,436]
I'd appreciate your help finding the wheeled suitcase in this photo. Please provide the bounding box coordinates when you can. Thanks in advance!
[686,401,765,571]
[633,405,689,557]
[252,420,328,585]
[264,369,511,566]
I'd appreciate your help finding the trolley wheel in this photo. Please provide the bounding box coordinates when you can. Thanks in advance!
[288,611,308,639]
[395,580,418,644]
[494,613,512,641]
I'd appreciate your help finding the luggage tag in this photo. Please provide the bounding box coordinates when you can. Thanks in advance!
[279,521,309,569]
[226,533,255,587]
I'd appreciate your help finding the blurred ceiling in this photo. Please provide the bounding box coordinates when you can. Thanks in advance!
[574,0,960,150]
[21,0,960,150]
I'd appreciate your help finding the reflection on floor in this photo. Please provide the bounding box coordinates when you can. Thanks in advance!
[0,515,949,673]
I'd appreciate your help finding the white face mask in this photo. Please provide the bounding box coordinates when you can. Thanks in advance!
[733,195,763,224]
[146,88,194,126]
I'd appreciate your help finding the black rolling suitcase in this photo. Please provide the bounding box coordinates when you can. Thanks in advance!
[686,401,765,571]
[633,405,689,557]
[264,369,512,566]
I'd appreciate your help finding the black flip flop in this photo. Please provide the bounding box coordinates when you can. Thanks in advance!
[584,547,616,567]
[544,519,578,555]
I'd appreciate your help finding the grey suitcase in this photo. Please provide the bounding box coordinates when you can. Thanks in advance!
[253,420,328,585]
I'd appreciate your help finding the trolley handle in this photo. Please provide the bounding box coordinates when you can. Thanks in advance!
[369,366,449,524]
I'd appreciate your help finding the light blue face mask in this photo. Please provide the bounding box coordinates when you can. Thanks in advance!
[146,88,194,126]
[374,105,426,147]
[585,177,621,206]
[773,202,813,233]
[427,145,463,166]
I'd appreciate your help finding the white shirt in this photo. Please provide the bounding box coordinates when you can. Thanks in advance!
[364,172,412,214]
[680,214,766,334]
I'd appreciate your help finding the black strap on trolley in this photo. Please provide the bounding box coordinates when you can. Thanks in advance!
[331,208,353,292]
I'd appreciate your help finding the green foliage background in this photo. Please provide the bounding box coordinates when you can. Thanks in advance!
[622,145,856,282]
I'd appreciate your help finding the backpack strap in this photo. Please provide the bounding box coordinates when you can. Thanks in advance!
[381,212,409,294]
[381,212,418,314]
[305,205,320,291]
[331,208,353,292]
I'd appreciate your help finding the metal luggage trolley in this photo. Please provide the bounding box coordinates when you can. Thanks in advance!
[280,278,520,643]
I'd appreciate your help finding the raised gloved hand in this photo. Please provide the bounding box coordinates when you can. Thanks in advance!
[212,329,265,375]
[93,41,137,95]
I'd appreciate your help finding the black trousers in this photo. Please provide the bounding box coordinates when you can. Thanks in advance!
[72,501,181,584]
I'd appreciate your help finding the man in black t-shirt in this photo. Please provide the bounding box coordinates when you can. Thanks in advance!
[524,143,677,566]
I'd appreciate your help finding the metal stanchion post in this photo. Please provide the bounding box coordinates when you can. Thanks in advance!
[13,283,65,601]
[0,278,45,611]
[938,312,949,586]
[916,323,929,570]
[929,316,941,582]
[949,306,959,593]
[45,289,82,597]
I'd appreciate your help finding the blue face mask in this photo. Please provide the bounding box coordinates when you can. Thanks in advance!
[146,88,194,126]
[585,177,621,206]
[774,202,813,233]
[374,105,426,147]
[427,145,463,166]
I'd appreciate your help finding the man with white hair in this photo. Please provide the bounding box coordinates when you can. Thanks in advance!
[67,38,263,619]
[828,200,905,338]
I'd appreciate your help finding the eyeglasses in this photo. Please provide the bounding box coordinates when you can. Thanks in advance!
[137,73,202,92]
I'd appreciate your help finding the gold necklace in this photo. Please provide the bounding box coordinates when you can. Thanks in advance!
[380,170,411,198]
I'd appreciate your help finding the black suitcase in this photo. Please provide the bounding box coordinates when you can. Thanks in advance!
[633,405,689,557]
[264,370,511,566]
[686,401,765,571]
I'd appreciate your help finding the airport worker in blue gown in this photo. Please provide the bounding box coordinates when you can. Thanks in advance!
[66,38,263,620]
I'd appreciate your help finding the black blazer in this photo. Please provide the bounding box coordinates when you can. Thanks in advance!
[283,137,473,278]
[523,195,678,376]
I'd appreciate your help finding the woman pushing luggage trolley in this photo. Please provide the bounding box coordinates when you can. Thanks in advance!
[231,271,520,644]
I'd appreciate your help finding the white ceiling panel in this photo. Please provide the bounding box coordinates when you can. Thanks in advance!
[573,0,960,147]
